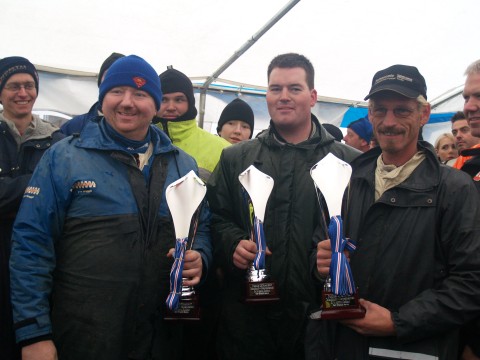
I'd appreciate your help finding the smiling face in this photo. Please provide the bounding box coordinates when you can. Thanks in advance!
[102,86,157,140]
[266,67,317,144]
[369,92,430,166]
[0,73,37,121]
[463,72,480,138]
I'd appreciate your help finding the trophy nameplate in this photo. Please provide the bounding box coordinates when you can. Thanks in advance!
[318,278,365,319]
[244,266,279,303]
[164,283,201,321]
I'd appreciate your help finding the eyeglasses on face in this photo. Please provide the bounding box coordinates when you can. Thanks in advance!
[3,82,36,92]
[371,107,415,119]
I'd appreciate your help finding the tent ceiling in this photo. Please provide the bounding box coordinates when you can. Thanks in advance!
[2,0,477,103]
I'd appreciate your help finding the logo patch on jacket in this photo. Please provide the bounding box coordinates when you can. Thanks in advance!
[474,171,480,182]
[71,180,97,194]
[24,186,40,199]
[133,76,146,88]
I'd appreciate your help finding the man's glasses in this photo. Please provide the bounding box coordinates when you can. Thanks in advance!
[371,107,415,119]
[3,82,36,92]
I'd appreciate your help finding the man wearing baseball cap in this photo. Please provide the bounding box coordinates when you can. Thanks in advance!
[0,56,64,360]
[343,116,373,152]
[315,64,480,359]
[9,55,212,359]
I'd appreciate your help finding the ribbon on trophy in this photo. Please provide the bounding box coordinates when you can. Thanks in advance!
[328,215,357,295]
[239,165,274,271]
[165,170,206,311]
[310,153,356,296]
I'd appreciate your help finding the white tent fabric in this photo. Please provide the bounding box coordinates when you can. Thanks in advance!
[1,0,477,142]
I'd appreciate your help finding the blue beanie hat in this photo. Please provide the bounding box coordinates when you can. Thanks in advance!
[99,55,162,110]
[348,117,373,143]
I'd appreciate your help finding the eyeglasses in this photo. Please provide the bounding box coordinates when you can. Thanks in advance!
[372,107,415,119]
[3,82,36,92]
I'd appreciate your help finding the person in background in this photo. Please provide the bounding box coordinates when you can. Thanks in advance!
[451,110,480,170]
[60,52,124,135]
[459,58,480,360]
[216,98,254,144]
[343,116,373,152]
[434,132,457,164]
[0,56,64,360]
[315,64,480,359]
[322,123,343,142]
[207,53,360,360]
[155,66,230,181]
[9,55,212,360]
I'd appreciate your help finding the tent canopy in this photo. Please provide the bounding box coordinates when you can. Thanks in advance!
[1,0,476,143]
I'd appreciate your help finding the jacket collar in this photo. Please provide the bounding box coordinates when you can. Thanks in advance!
[351,141,441,191]
[76,117,177,155]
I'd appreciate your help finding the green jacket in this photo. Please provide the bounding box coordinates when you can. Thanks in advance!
[156,118,230,181]
[206,116,360,359]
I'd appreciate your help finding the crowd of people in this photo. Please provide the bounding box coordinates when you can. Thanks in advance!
[1,52,479,360]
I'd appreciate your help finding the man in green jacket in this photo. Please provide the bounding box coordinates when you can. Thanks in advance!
[207,53,360,360]
[155,67,230,182]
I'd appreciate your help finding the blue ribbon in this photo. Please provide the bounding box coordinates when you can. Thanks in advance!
[166,237,187,311]
[328,215,357,295]
[253,216,266,270]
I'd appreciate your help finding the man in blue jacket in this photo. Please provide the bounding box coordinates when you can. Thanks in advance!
[10,55,212,360]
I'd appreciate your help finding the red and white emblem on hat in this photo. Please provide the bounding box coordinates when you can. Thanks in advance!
[133,76,146,88]
[473,171,480,182]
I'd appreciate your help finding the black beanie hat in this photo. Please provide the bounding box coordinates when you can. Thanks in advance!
[0,56,39,94]
[216,98,254,138]
[97,52,125,87]
[158,67,198,121]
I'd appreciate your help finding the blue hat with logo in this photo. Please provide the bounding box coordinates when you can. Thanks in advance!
[99,55,162,110]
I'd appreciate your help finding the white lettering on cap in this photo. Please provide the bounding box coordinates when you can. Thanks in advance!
[374,74,395,85]
[396,74,413,82]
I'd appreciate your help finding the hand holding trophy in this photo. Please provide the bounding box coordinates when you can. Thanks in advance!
[310,153,365,320]
[164,170,206,320]
[238,165,279,303]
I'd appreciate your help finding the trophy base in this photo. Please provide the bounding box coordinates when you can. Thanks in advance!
[244,280,280,303]
[318,290,365,320]
[164,295,201,321]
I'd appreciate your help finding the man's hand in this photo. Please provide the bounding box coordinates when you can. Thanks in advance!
[233,240,272,270]
[341,299,396,337]
[22,340,58,360]
[167,248,203,286]
[316,239,332,277]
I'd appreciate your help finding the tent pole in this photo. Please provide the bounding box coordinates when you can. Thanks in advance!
[198,0,301,128]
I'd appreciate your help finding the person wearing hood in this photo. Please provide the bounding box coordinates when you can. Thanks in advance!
[0,56,64,360]
[217,98,255,144]
[155,66,230,181]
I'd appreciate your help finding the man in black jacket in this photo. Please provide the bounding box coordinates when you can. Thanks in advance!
[207,53,359,360]
[0,56,64,360]
[316,64,480,359]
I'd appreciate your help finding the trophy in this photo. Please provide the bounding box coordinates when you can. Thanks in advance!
[309,153,365,320]
[238,165,279,303]
[164,170,206,321]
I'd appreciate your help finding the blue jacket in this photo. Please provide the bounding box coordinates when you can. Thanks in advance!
[59,101,100,136]
[10,119,212,358]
